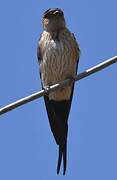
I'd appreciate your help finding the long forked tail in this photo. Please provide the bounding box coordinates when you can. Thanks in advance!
[57,143,67,175]
[43,98,70,175]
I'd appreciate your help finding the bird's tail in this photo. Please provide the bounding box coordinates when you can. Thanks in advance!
[57,142,67,175]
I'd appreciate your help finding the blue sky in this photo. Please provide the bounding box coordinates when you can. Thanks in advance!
[0,0,117,179]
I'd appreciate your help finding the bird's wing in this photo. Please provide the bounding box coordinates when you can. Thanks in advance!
[66,33,80,110]
[37,34,45,91]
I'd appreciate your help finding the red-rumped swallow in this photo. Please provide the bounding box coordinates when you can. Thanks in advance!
[37,8,80,175]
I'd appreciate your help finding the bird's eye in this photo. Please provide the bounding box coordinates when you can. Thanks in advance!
[44,13,50,18]
[60,11,63,16]
[44,12,53,19]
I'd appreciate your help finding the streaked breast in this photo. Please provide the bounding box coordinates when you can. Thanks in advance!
[40,31,78,100]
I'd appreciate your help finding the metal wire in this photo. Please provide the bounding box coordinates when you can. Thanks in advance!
[0,56,117,116]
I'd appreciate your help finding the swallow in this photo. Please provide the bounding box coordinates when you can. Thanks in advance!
[37,8,80,175]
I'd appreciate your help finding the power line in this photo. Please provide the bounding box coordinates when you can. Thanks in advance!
[0,56,117,116]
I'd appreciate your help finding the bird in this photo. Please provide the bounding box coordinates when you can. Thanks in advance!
[37,8,80,175]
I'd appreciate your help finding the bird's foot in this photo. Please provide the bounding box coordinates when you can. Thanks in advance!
[66,75,76,86]
[44,86,50,95]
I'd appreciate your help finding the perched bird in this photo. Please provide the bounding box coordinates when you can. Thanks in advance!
[37,8,80,175]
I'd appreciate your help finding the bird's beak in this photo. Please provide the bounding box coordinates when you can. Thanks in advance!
[53,10,60,15]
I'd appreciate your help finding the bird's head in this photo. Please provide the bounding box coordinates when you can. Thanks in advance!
[42,8,66,32]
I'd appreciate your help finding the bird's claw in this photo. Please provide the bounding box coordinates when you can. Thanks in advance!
[44,86,50,95]
[67,76,76,85]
